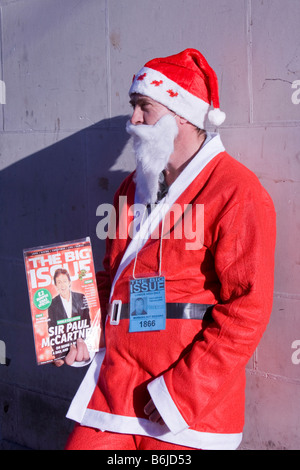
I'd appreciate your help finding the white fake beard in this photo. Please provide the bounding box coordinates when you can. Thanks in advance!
[126,114,178,205]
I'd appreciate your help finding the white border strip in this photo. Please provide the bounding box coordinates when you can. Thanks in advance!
[80,408,242,450]
[67,353,242,450]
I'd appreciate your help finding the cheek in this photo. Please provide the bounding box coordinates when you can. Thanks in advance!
[143,112,157,126]
[146,109,170,125]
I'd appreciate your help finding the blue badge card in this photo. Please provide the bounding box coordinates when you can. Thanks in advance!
[129,276,166,333]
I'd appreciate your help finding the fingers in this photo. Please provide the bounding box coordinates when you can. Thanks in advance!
[54,339,90,366]
[149,408,164,425]
[53,359,64,367]
[75,338,90,362]
[64,343,78,366]
[144,399,165,425]
[144,398,156,416]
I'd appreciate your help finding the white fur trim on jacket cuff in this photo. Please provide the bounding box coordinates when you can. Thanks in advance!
[147,375,188,434]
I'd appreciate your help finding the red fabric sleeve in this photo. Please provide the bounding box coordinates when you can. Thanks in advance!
[162,188,276,428]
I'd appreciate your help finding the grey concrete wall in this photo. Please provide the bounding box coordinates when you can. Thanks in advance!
[0,0,299,450]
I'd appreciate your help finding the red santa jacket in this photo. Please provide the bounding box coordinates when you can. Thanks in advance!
[67,134,276,450]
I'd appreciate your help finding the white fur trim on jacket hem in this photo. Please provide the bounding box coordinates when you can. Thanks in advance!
[66,352,242,450]
[79,408,242,450]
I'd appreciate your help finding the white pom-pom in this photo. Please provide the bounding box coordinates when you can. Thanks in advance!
[208,108,226,126]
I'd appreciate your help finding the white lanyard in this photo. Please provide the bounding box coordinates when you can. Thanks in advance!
[132,203,166,280]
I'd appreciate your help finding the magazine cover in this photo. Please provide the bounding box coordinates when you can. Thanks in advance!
[24,237,102,365]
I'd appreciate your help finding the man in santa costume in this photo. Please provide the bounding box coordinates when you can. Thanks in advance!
[60,49,276,450]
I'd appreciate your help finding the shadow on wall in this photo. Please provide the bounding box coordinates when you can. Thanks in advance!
[0,115,131,449]
[1,115,131,265]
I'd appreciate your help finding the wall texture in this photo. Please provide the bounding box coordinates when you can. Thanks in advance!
[0,0,299,450]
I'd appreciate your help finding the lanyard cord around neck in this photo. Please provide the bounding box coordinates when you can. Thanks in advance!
[132,203,166,280]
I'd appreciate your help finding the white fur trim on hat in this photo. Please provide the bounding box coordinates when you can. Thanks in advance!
[129,67,210,129]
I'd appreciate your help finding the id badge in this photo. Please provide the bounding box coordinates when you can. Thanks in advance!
[129,276,166,333]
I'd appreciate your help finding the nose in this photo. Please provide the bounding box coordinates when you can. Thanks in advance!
[130,105,143,125]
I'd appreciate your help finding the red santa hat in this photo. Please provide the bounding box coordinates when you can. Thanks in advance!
[129,48,226,129]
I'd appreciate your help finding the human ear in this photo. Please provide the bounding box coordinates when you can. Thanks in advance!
[176,115,188,126]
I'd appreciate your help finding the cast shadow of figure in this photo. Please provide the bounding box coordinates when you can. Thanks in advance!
[1,115,132,267]
[0,115,132,449]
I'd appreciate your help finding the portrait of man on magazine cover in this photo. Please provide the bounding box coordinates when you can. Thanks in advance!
[47,268,91,330]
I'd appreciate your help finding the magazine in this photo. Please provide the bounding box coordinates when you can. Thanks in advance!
[24,237,102,365]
